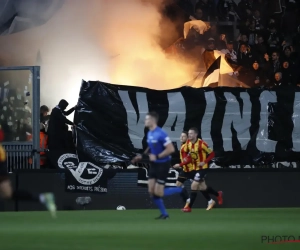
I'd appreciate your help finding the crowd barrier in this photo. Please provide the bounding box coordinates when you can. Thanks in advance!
[3,142,33,172]
[1,169,300,212]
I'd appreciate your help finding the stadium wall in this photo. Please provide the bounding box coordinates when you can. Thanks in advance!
[1,170,300,212]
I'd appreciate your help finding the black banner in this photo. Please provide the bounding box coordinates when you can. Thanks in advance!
[54,152,108,193]
[75,81,300,167]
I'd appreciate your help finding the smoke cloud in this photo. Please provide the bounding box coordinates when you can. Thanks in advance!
[0,0,196,110]
[99,0,194,90]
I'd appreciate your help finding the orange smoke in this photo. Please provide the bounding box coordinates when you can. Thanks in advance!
[100,0,195,90]
[0,0,196,110]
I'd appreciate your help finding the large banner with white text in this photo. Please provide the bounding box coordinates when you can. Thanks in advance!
[74,81,300,168]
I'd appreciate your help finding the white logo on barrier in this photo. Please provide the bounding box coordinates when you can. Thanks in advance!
[168,169,179,181]
[57,154,103,185]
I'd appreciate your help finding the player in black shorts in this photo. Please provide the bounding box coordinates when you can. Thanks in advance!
[0,130,57,217]
[132,112,184,219]
[182,128,223,212]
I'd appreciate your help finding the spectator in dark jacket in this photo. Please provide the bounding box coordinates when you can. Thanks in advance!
[264,51,281,82]
[195,0,215,21]
[40,105,49,125]
[195,7,204,20]
[267,25,283,53]
[47,99,76,150]
[237,43,254,69]
[204,24,219,41]
[292,26,300,52]
[237,0,253,21]
[237,43,254,84]
[236,33,249,51]
[177,0,194,17]
[248,61,266,87]
[272,72,284,87]
[247,20,258,46]
[282,46,298,65]
[216,33,227,50]
[252,9,264,31]
[282,61,297,86]
[253,35,268,63]
[253,0,267,19]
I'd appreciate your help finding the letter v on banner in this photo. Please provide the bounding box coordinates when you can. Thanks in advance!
[118,91,149,149]
[163,93,186,147]
[221,92,251,151]
[256,91,277,152]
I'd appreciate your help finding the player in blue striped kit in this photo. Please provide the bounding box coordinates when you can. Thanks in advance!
[132,112,184,219]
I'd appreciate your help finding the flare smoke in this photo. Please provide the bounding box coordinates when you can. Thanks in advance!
[0,0,195,109]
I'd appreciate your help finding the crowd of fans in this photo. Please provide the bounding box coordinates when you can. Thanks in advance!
[171,0,300,87]
[0,81,32,141]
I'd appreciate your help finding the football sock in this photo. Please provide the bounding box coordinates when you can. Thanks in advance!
[189,190,198,208]
[11,190,39,202]
[207,186,219,197]
[201,190,211,201]
[179,187,189,203]
[152,195,168,216]
[164,187,183,196]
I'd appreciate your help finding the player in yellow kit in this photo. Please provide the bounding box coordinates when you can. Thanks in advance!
[173,131,194,208]
[182,127,223,212]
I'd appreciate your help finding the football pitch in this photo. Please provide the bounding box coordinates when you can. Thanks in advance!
[0,208,299,250]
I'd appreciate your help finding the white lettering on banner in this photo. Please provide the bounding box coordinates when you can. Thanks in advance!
[292,92,300,151]
[67,185,75,190]
[256,91,277,152]
[165,93,186,148]
[76,186,93,191]
[221,92,251,151]
[118,91,149,149]
[201,91,216,146]
[94,186,107,192]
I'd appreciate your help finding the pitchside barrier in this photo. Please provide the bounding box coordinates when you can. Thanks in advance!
[1,167,300,212]
[0,66,41,170]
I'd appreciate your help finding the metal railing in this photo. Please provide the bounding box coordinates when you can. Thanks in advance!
[2,142,33,172]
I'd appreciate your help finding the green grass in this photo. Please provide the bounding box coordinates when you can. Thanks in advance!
[0,208,299,250]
